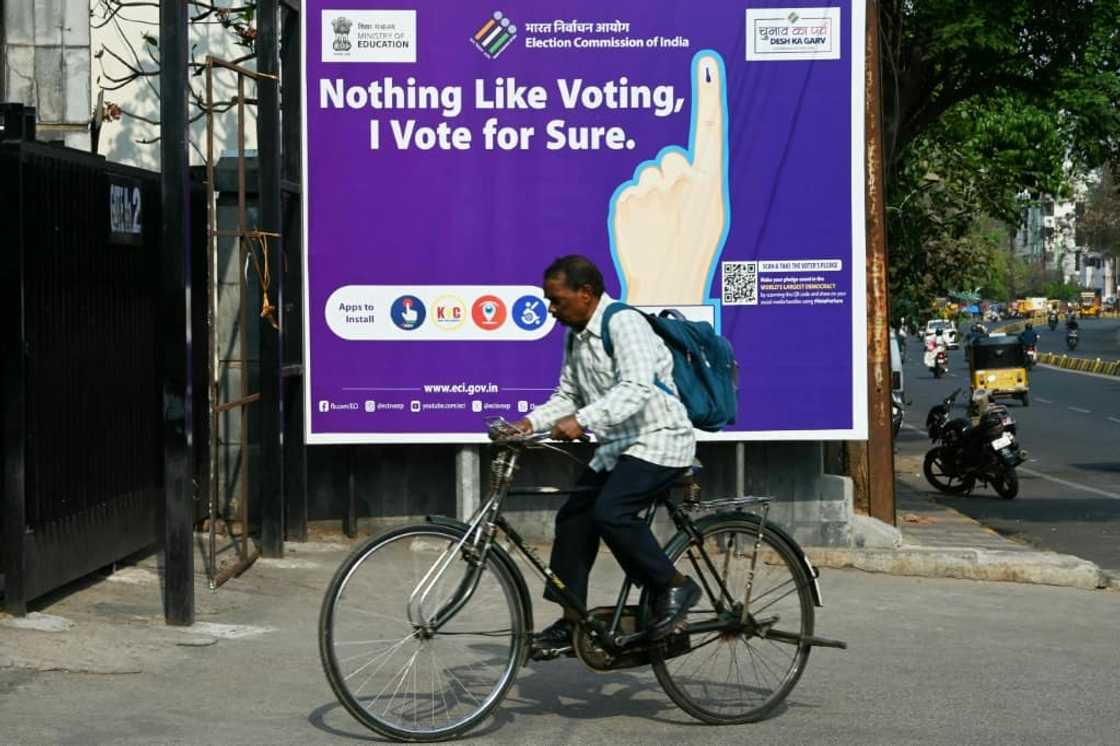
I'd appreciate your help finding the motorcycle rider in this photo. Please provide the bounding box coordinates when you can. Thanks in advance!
[924,328,948,373]
[1047,309,1058,329]
[1018,322,1039,348]
[1065,313,1080,349]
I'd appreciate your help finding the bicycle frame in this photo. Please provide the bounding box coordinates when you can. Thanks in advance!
[410,442,761,654]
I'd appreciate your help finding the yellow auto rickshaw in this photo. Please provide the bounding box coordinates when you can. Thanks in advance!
[969,335,1030,407]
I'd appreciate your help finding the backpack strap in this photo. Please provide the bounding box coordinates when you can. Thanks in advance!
[598,301,632,358]
[599,302,675,398]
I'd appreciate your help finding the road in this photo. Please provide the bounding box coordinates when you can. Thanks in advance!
[897,317,1120,573]
[3,544,1120,744]
[1026,314,1120,358]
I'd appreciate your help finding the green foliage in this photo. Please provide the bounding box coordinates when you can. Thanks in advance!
[881,1,1120,317]
[1040,281,1082,302]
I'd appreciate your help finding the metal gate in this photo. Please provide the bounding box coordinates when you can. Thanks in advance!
[0,140,196,614]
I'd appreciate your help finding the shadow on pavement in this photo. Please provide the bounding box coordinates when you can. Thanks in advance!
[307,660,805,740]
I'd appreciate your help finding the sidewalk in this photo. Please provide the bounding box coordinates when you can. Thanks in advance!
[802,452,1110,591]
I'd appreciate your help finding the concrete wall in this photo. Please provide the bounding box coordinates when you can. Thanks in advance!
[2,0,91,148]
[306,439,858,549]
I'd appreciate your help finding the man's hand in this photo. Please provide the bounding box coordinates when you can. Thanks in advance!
[549,415,585,441]
[611,51,729,305]
[510,418,534,435]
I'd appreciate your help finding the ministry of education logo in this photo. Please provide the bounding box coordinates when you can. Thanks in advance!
[332,16,353,52]
[471,11,517,59]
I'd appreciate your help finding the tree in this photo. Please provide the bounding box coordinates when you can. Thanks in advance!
[1081,166,1120,299]
[91,0,258,159]
[878,1,1120,316]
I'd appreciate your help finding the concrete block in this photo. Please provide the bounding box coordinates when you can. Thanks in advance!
[850,513,903,549]
[805,546,1105,591]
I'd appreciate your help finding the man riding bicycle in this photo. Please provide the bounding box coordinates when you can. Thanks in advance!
[512,255,701,661]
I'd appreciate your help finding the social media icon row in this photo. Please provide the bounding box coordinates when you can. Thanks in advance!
[390,294,546,332]
[319,399,532,414]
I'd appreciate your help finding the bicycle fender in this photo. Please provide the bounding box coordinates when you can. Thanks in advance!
[666,511,823,608]
[424,515,535,633]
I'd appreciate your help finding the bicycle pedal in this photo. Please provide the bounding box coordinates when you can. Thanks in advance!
[529,644,574,662]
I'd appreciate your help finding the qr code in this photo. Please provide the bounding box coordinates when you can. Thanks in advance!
[721,261,758,305]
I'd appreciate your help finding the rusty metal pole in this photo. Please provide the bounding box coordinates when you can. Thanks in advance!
[864,0,895,525]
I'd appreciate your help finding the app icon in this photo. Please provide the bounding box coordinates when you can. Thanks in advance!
[471,295,507,330]
[471,400,483,413]
[432,294,467,331]
[410,400,422,412]
[390,295,426,331]
[364,400,376,412]
[318,400,330,413]
[512,295,547,331]
[517,400,529,413]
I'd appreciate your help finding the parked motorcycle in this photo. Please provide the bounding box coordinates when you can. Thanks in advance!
[923,389,1025,499]
[1066,329,1079,350]
[891,390,907,438]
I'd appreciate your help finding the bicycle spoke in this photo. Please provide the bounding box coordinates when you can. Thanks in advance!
[652,521,813,724]
[320,525,523,739]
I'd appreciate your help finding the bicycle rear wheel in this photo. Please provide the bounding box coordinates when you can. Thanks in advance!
[319,524,526,741]
[651,516,815,723]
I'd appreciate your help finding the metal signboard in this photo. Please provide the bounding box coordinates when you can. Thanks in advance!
[302,0,866,443]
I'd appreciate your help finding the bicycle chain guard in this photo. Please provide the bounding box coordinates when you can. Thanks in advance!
[573,606,690,672]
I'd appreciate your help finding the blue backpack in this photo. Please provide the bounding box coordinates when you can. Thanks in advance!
[596,302,739,432]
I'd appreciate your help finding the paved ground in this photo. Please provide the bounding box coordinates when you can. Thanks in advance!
[2,521,1118,744]
[898,325,1120,574]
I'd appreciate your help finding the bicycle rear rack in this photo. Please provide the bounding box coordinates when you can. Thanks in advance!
[681,495,773,513]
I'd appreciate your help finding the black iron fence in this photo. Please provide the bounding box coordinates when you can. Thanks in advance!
[1,139,204,614]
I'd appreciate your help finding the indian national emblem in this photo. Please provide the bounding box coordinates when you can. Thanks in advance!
[332,16,353,52]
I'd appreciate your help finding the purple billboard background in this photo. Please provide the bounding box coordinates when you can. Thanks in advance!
[302,0,866,443]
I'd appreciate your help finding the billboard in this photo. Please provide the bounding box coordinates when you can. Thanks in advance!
[302,1,867,443]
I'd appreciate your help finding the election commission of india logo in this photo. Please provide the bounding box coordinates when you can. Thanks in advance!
[471,11,517,59]
[331,16,353,52]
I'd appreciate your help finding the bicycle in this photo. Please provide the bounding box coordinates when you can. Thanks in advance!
[318,418,846,741]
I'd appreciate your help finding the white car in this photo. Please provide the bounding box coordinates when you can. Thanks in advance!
[924,319,959,350]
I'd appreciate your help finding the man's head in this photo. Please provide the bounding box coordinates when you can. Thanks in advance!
[1025,322,1033,330]
[542,255,604,330]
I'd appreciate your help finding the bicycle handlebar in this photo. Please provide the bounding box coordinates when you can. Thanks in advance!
[485,416,590,445]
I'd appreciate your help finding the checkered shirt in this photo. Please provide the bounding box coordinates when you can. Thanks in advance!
[527,295,696,471]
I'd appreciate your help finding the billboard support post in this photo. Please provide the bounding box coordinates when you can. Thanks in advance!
[864,0,896,524]
[456,446,481,522]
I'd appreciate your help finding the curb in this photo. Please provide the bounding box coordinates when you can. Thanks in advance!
[805,546,1107,591]
[1037,352,1120,376]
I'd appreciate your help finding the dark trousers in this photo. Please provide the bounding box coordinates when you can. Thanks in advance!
[545,455,685,608]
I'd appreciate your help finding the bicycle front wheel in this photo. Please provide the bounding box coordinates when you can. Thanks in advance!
[651,516,815,724]
[319,524,527,741]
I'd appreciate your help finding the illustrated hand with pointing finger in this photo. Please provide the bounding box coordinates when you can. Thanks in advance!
[610,51,729,306]
[401,299,418,324]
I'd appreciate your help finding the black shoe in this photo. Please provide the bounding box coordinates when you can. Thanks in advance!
[647,578,701,641]
[529,619,575,661]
